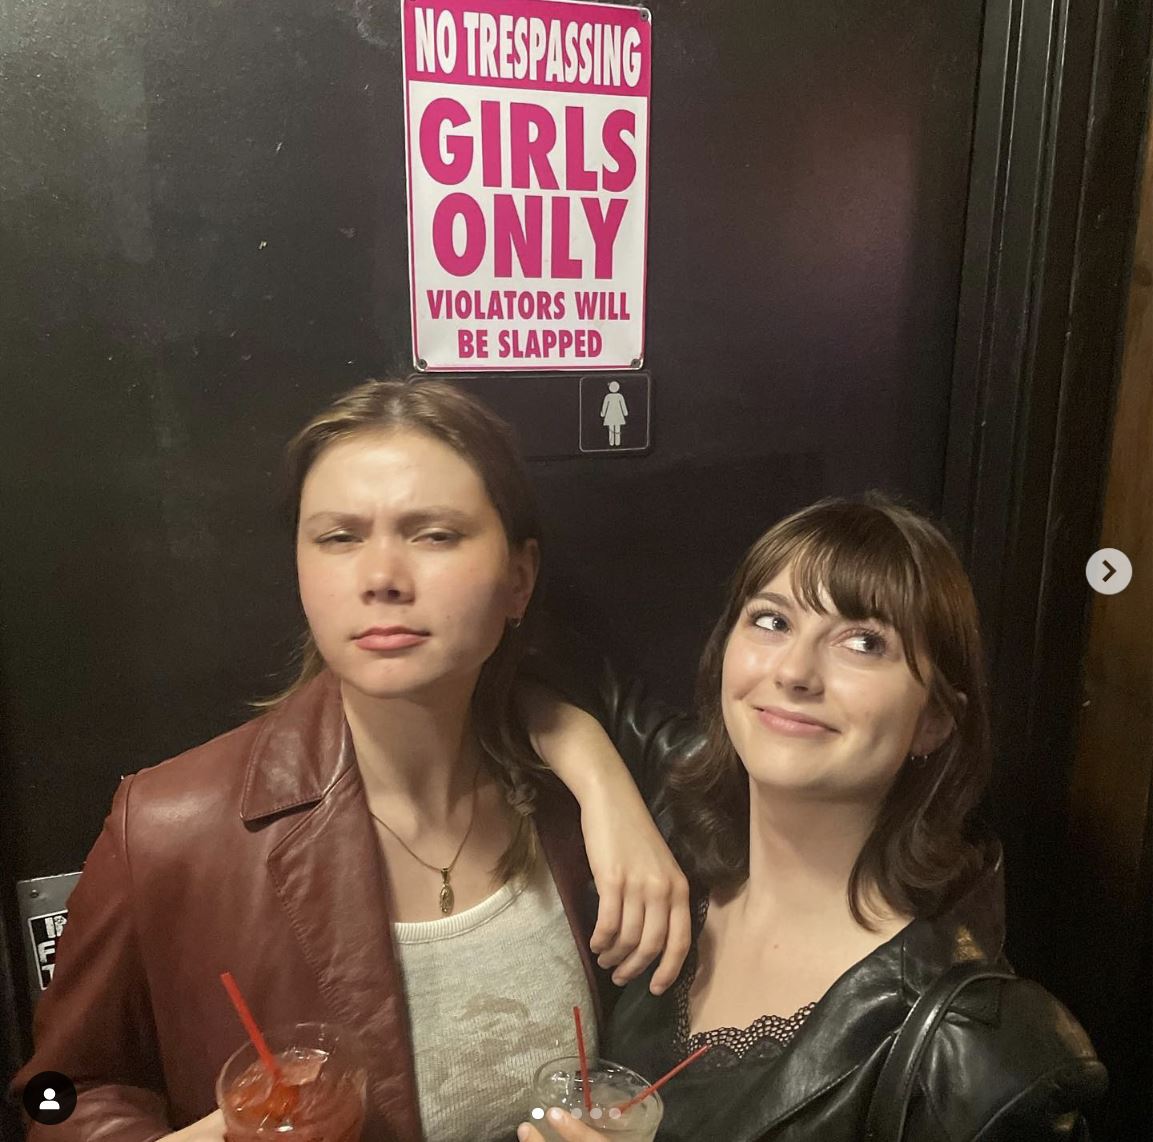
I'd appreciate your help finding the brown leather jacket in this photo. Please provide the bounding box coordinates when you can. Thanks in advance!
[11,672,602,1142]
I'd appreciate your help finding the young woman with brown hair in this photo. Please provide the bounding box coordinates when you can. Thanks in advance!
[520,496,1105,1142]
[12,378,689,1142]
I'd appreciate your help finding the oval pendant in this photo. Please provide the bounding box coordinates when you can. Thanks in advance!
[439,883,454,915]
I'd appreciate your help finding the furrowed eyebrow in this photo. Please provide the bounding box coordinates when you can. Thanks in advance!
[300,511,366,528]
[401,507,475,527]
[300,507,476,529]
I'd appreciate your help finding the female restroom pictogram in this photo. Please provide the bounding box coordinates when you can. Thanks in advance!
[600,381,629,446]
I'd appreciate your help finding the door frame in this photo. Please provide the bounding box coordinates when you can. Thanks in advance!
[943,0,1152,1130]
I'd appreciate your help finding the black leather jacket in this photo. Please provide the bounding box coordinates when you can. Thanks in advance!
[607,854,1103,1141]
[549,655,1108,1141]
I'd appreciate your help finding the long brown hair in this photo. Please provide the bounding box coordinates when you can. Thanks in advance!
[668,494,992,925]
[267,377,546,882]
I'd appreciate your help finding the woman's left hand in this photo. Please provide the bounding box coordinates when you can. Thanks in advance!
[578,772,690,994]
[517,1108,604,1141]
[521,689,691,994]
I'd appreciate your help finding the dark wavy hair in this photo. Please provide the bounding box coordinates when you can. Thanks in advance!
[667,494,992,926]
[265,377,546,882]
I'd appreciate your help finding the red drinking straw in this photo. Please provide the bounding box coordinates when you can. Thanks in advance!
[571,1005,593,1112]
[219,971,286,1086]
[614,1044,712,1113]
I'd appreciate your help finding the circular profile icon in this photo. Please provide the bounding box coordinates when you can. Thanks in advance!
[22,1071,77,1125]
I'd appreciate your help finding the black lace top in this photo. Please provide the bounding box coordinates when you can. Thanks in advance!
[672,895,817,1063]
[605,891,825,1142]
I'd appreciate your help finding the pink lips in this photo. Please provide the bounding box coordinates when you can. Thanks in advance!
[353,626,429,652]
[754,706,837,737]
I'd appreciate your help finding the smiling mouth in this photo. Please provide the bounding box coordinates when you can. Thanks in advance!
[754,706,838,735]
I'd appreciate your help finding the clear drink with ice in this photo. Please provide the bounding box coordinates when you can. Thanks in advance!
[530,1056,664,1141]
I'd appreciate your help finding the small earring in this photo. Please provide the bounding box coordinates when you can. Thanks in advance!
[508,616,523,630]
[909,752,929,763]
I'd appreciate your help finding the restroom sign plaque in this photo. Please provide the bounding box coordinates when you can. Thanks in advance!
[579,372,650,452]
[403,0,651,371]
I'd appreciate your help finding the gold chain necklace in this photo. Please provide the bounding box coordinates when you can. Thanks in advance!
[368,764,481,916]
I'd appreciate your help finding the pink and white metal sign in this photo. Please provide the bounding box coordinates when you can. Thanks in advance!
[402,0,651,371]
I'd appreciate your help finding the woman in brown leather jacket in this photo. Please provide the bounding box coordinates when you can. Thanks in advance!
[521,496,1106,1142]
[11,378,690,1142]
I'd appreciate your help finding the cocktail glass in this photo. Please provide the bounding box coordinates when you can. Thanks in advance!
[530,1055,664,1141]
[216,1021,367,1141]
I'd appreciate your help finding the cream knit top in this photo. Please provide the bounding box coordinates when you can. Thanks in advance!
[392,849,598,1142]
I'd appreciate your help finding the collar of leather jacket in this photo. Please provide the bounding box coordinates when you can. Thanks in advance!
[240,670,353,820]
[899,833,1007,1001]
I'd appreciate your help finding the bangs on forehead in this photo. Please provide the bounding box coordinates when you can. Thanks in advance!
[757,528,926,679]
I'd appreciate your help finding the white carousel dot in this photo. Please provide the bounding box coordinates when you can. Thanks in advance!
[589,1107,603,1120]
[531,1107,545,1120]
[571,1108,583,1119]
[609,1107,622,1119]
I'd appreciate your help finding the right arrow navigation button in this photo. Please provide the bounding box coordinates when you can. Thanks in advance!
[1086,548,1132,595]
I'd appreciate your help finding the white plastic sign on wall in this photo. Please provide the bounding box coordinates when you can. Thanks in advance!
[17,872,80,1005]
[403,0,651,371]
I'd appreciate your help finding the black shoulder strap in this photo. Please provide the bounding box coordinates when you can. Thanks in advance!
[864,961,1017,1142]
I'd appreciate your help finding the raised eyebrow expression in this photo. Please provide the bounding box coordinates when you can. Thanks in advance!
[748,591,898,634]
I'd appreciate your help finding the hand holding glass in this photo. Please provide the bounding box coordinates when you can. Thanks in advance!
[529,1056,663,1142]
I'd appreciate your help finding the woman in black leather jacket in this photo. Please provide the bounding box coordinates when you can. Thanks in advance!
[521,495,1105,1142]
